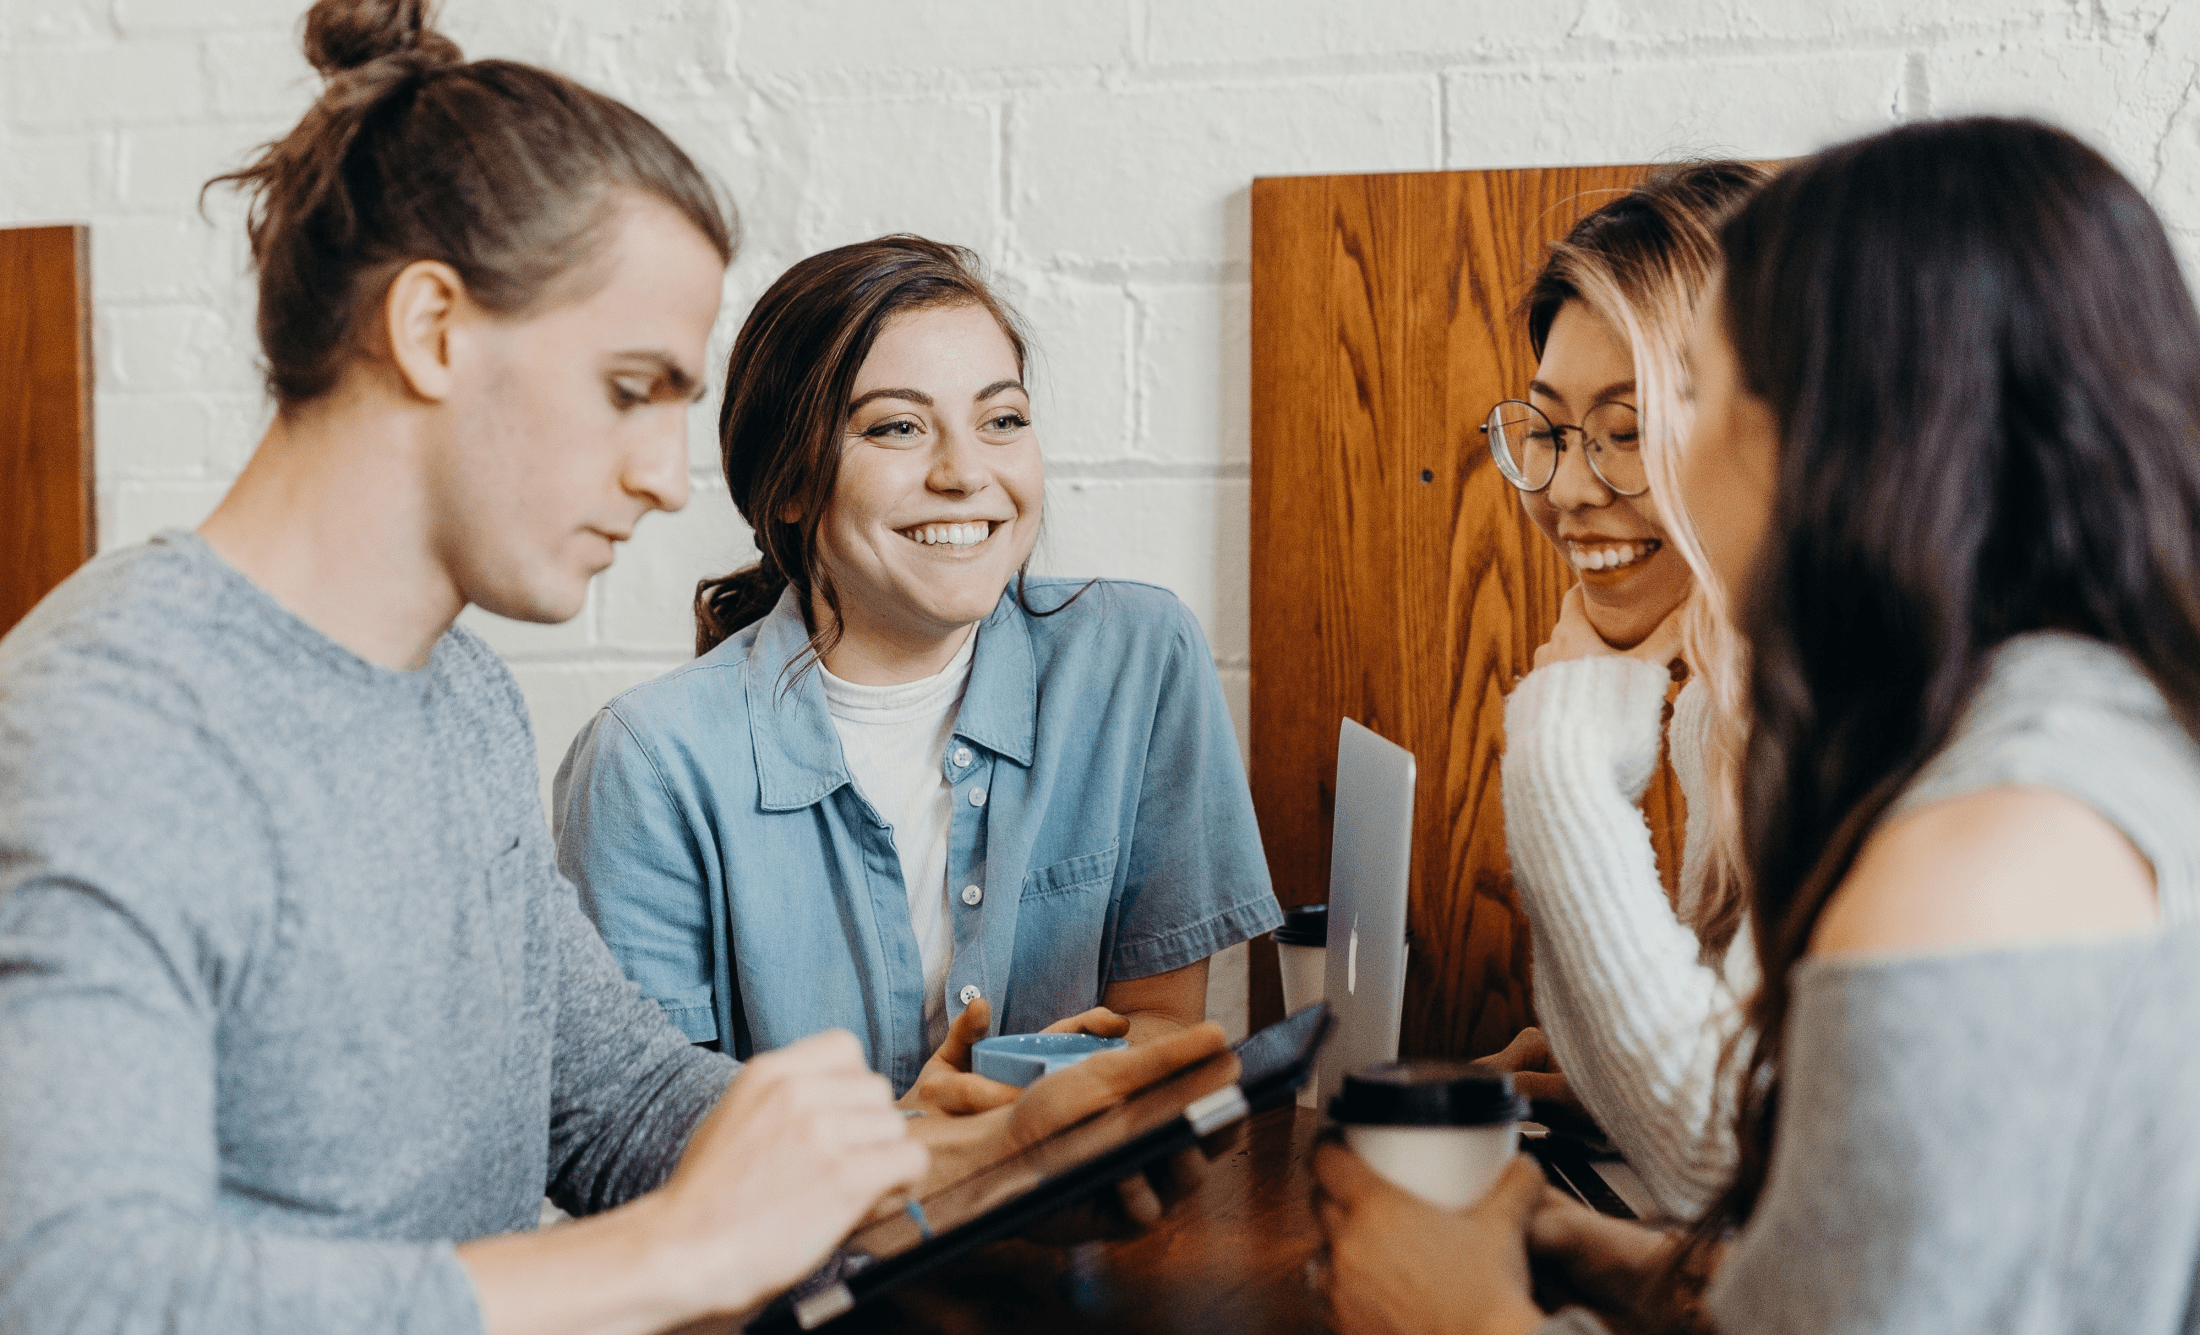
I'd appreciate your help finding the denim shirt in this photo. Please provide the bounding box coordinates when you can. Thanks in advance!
[551,578,1281,1094]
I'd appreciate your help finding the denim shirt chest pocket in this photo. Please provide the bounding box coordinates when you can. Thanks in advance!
[1004,842,1119,1029]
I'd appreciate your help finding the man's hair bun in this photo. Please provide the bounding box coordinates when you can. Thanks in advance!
[303,0,462,77]
[215,0,731,407]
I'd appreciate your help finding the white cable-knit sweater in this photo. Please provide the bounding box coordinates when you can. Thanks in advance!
[1501,657,1754,1219]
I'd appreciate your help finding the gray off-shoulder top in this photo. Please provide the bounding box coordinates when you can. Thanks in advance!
[1540,633,2200,1334]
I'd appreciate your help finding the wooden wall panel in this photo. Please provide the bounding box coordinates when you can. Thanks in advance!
[0,225,95,637]
[1248,166,1685,1060]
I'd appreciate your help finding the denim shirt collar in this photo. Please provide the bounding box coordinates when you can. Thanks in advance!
[744,585,1038,811]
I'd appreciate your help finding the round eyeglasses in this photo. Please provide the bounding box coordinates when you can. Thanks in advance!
[1480,399,1647,497]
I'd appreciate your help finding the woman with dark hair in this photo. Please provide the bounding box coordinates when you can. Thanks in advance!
[1486,162,1766,1221]
[0,3,1231,1331]
[1313,116,2200,1335]
[554,236,1280,1111]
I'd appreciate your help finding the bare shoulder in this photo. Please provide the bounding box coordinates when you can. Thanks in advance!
[1809,786,2159,959]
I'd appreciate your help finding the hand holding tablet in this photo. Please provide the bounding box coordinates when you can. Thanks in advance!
[757,1005,1330,1330]
[909,1020,1234,1212]
[639,1031,929,1324]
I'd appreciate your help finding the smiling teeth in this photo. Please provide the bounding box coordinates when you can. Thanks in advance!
[1567,539,1660,572]
[904,521,994,549]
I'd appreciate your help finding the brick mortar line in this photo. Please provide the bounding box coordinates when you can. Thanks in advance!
[6,13,2159,88]
[696,21,2105,106]
[8,14,2063,120]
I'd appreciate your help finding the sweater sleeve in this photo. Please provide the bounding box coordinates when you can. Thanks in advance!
[1501,658,1746,1219]
[540,847,738,1217]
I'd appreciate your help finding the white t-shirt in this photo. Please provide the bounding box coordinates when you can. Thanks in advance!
[818,629,977,1051]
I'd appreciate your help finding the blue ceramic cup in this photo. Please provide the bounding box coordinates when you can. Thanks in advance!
[970,1032,1129,1088]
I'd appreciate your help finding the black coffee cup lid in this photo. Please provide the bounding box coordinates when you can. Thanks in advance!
[1273,903,1329,947]
[1328,1059,1528,1127]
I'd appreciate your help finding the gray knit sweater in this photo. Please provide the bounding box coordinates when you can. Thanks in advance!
[0,533,736,1334]
[1540,633,2200,1333]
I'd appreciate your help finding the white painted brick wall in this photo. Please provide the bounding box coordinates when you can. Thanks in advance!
[7,0,2198,1039]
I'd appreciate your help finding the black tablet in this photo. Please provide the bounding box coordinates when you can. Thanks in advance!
[753,1002,1333,1332]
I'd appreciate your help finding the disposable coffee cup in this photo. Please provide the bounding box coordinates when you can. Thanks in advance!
[1272,905,1329,1107]
[1273,904,1329,1012]
[1329,1060,1528,1210]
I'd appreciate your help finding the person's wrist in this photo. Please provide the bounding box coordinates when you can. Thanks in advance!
[617,1186,756,1330]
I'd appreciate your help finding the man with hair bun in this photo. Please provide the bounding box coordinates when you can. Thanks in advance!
[0,3,1224,1333]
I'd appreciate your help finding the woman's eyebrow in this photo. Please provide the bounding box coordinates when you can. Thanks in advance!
[1529,377,1636,407]
[849,387,933,411]
[973,378,1026,401]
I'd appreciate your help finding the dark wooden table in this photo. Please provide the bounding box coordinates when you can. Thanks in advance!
[825,1105,1328,1334]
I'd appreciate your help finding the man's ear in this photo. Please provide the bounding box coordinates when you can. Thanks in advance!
[383,259,467,404]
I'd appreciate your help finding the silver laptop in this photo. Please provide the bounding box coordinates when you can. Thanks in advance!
[1306,721,1664,1220]
[1313,718,1416,1112]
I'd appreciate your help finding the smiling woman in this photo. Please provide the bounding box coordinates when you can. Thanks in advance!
[806,301,1047,681]
[553,236,1283,1107]
[1480,163,1770,1222]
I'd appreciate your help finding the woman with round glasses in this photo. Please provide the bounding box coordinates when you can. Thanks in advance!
[1478,162,1768,1221]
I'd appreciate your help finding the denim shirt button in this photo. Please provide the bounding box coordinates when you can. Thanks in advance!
[959,984,981,1005]
[968,786,987,808]
[952,746,974,767]
[961,884,983,906]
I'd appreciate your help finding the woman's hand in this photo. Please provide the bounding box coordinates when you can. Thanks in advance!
[911,1021,1235,1243]
[1479,1026,1575,1108]
[1314,1145,1548,1335]
[646,1030,926,1323]
[1012,1021,1231,1233]
[1534,586,1688,676]
[1528,1186,1716,1333]
[898,1001,1136,1117]
[899,999,1019,1116]
[1041,1005,1137,1040]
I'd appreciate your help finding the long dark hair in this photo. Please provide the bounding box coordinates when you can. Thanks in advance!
[694,235,1036,659]
[211,0,733,407]
[1690,117,2200,1270]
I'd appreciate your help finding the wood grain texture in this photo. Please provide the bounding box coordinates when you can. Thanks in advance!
[0,225,95,637]
[791,1106,1325,1334]
[1248,166,1686,1061]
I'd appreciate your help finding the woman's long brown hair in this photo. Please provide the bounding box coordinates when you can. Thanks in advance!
[1677,117,2200,1295]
